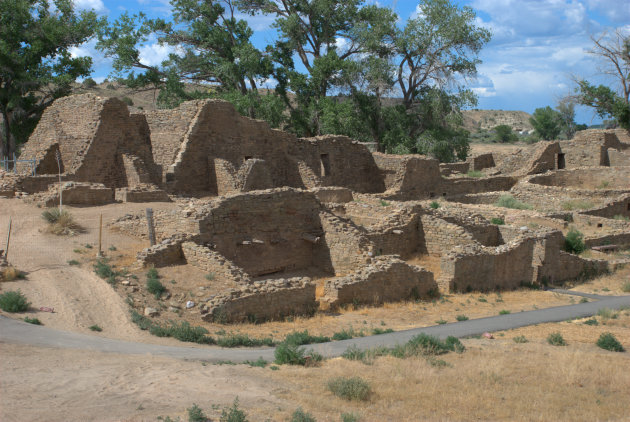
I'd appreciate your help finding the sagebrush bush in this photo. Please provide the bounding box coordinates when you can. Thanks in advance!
[564,228,585,254]
[327,377,371,401]
[41,208,83,235]
[467,170,483,178]
[596,332,625,352]
[284,330,330,345]
[274,341,306,365]
[547,332,566,346]
[0,290,30,312]
[1,266,24,281]
[490,217,505,225]
[146,278,166,299]
[220,398,248,422]
[622,281,630,293]
[429,201,440,209]
[216,332,274,347]
[187,403,207,422]
[513,335,528,343]
[290,408,316,422]
[24,317,42,325]
[495,194,532,210]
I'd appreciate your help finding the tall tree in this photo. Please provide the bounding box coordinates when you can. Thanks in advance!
[530,106,562,141]
[575,30,630,129]
[555,98,577,139]
[0,0,100,162]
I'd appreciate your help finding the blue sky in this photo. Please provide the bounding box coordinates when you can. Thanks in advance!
[72,0,630,124]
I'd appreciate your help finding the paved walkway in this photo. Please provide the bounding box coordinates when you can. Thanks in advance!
[1,291,629,363]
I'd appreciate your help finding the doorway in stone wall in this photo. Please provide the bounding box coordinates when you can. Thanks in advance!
[320,154,330,177]
[557,153,565,169]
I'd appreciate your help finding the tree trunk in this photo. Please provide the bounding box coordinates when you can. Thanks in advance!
[0,110,10,166]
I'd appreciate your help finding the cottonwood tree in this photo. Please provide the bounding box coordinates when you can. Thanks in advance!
[575,30,630,129]
[530,106,562,141]
[0,0,100,162]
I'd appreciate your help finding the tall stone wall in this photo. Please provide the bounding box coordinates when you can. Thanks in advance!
[323,257,436,307]
[419,215,479,255]
[318,211,373,276]
[372,153,442,199]
[181,242,251,284]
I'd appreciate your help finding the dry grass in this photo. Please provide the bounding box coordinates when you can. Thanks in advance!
[268,340,630,421]
[0,266,23,282]
[42,208,84,236]
[568,265,630,296]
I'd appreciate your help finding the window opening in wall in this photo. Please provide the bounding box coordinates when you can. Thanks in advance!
[627,203,630,211]
[557,153,565,169]
[442,192,447,197]
[320,153,330,177]
[244,156,253,161]
[429,192,435,198]
[597,223,603,228]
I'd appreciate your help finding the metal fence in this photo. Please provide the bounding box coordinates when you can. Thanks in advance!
[1,155,37,176]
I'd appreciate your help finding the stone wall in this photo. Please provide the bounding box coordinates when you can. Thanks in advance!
[309,186,353,204]
[181,242,251,284]
[373,153,442,200]
[419,214,479,255]
[608,149,630,167]
[469,153,495,171]
[114,185,170,203]
[579,194,630,219]
[203,278,317,323]
[440,162,469,177]
[318,211,372,276]
[323,256,436,307]
[137,236,187,268]
[32,182,114,207]
[584,233,630,248]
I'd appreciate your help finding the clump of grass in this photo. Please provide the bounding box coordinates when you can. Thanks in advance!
[597,307,619,321]
[561,200,594,211]
[341,413,360,422]
[547,332,566,346]
[583,318,599,326]
[490,217,505,225]
[456,314,469,321]
[467,170,483,178]
[0,290,30,312]
[499,309,511,315]
[205,272,215,281]
[379,199,390,207]
[150,321,214,344]
[477,296,487,303]
[187,403,207,422]
[495,194,532,210]
[67,259,80,266]
[244,357,268,368]
[93,259,119,284]
[24,317,42,325]
[41,208,83,235]
[89,324,102,332]
[513,335,528,343]
[290,408,316,422]
[596,332,625,352]
[622,281,630,293]
[108,245,117,251]
[429,201,440,209]
[0,266,25,281]
[435,319,447,325]
[216,332,274,347]
[564,228,585,254]
[613,214,629,221]
[332,327,365,341]
[220,397,248,422]
[371,327,394,335]
[327,377,371,401]
[283,330,330,345]
[146,268,166,299]
[274,341,307,365]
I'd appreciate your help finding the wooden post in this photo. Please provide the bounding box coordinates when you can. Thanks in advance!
[97,214,103,257]
[56,150,62,212]
[5,218,12,261]
[146,208,156,246]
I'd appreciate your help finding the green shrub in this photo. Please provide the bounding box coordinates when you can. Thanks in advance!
[67,259,80,266]
[456,314,469,321]
[499,309,511,315]
[147,278,166,299]
[187,403,207,422]
[0,290,30,312]
[94,259,116,280]
[120,96,134,106]
[150,321,214,344]
[284,330,330,345]
[106,83,116,90]
[490,217,505,225]
[379,199,390,207]
[205,273,215,281]
[429,201,440,209]
[216,333,274,347]
[495,195,532,210]
[583,318,599,326]
[467,170,483,178]
[596,332,625,352]
[82,77,97,88]
[244,357,268,368]
[274,341,306,365]
[332,328,356,341]
[146,267,159,280]
[622,281,630,293]
[371,327,394,335]
[547,332,566,346]
[564,228,585,254]
[0,266,24,281]
[24,317,42,325]
[613,214,630,221]
[89,324,102,332]
[327,377,371,401]
[435,319,447,325]
[597,307,619,321]
[220,398,248,422]
[561,200,594,211]
[290,408,316,422]
[513,335,528,343]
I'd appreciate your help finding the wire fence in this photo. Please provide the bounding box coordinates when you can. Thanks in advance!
[1,155,38,175]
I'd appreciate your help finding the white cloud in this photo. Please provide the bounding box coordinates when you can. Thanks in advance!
[73,0,107,13]
[585,0,630,23]
[136,0,172,16]
[138,42,174,67]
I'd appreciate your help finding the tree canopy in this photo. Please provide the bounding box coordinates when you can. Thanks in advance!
[529,106,562,141]
[96,0,491,162]
[0,0,101,161]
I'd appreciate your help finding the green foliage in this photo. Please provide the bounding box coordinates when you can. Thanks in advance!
[215,333,274,348]
[220,398,248,422]
[0,290,30,312]
[583,318,599,326]
[371,327,394,335]
[120,96,134,106]
[490,217,505,225]
[274,341,306,365]
[341,413,360,422]
[430,201,440,209]
[283,330,330,346]
[493,125,517,143]
[456,314,469,321]
[622,281,630,293]
[466,170,483,178]
[529,106,563,140]
[495,194,533,210]
[24,317,42,325]
[547,332,566,346]
[67,260,80,266]
[513,336,528,343]
[42,209,83,235]
[187,403,207,422]
[150,321,215,344]
[596,332,625,352]
[435,319,447,325]
[94,259,119,285]
[565,228,585,254]
[89,324,102,332]
[244,357,268,368]
[327,377,371,401]
[146,278,166,299]
[0,0,101,159]
[575,79,629,130]
[597,307,619,321]
[290,408,316,422]
[561,200,594,211]
[82,77,97,88]
[499,310,511,315]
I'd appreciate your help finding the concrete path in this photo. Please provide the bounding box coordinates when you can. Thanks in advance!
[1,292,629,363]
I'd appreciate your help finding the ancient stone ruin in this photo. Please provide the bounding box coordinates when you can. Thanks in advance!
[2,93,629,323]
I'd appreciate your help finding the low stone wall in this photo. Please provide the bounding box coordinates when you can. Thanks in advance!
[181,242,251,284]
[115,185,170,203]
[310,186,353,203]
[202,278,317,323]
[323,256,435,307]
[137,236,187,268]
[318,211,372,276]
[608,149,630,167]
[419,214,479,255]
[585,233,630,248]
[579,194,630,219]
[441,176,518,197]
[34,182,114,207]
[440,162,469,177]
[469,153,495,171]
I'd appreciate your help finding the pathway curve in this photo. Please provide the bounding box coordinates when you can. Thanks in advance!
[2,291,629,363]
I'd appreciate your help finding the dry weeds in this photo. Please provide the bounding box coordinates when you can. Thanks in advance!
[0,266,22,282]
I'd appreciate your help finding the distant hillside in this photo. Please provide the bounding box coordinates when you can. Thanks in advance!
[463,109,533,133]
